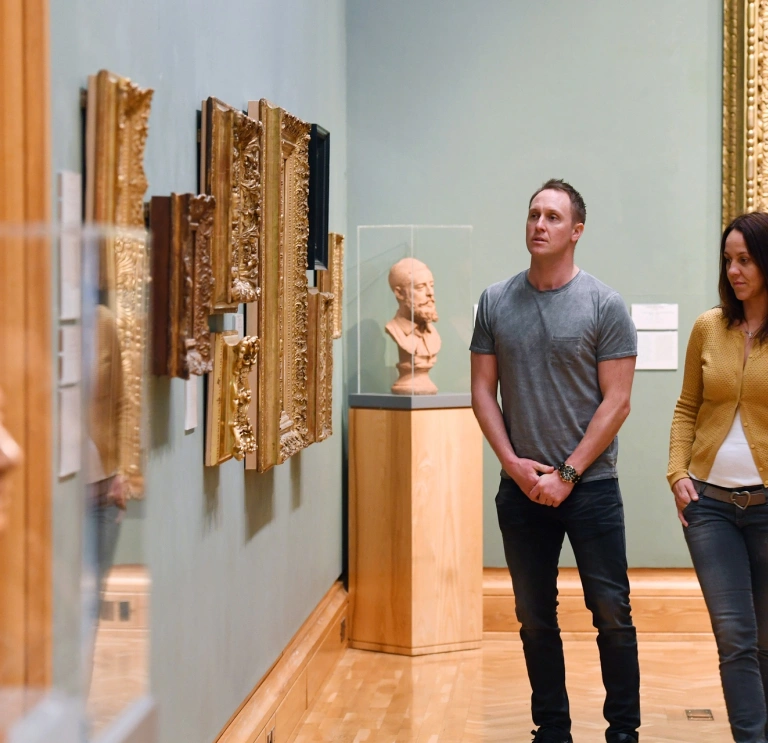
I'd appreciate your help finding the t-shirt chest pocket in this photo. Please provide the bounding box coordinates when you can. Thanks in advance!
[550,336,582,367]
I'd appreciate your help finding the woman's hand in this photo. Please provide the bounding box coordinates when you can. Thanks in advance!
[672,477,698,527]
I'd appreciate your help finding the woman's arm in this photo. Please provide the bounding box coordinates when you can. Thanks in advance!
[668,320,705,525]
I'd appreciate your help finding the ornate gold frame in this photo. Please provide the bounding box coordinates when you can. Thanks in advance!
[205,332,259,466]
[201,97,262,311]
[245,100,311,472]
[85,70,153,497]
[307,288,334,443]
[318,232,344,340]
[188,194,216,374]
[722,0,768,227]
[150,194,215,378]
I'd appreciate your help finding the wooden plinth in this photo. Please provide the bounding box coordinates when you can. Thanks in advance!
[348,406,483,656]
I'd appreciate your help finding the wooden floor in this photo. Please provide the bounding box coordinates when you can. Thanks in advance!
[293,639,730,742]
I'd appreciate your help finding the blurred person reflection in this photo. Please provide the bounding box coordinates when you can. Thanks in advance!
[87,302,126,603]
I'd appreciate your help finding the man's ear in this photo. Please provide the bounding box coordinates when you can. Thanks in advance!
[394,286,407,303]
[571,222,584,242]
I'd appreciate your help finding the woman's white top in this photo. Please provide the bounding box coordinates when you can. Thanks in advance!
[691,407,762,488]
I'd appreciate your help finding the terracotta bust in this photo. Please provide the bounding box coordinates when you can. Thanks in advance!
[0,387,22,533]
[385,257,441,395]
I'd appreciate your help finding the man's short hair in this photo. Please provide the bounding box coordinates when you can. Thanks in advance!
[529,178,586,225]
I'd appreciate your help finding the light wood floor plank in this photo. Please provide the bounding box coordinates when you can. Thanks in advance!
[293,640,730,742]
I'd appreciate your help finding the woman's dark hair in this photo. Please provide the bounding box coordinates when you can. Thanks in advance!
[719,211,768,343]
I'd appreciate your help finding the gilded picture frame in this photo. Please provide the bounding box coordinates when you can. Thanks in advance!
[317,232,344,340]
[149,194,215,378]
[200,97,262,312]
[722,0,768,227]
[307,288,334,444]
[245,100,311,472]
[85,69,153,497]
[205,332,259,467]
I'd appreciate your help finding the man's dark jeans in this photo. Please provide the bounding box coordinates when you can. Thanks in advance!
[496,476,640,742]
[684,489,768,743]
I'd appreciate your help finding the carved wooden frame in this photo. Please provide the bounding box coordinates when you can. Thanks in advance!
[150,194,215,378]
[205,332,258,466]
[201,97,262,312]
[245,100,310,472]
[318,232,344,340]
[85,69,153,497]
[307,288,334,444]
[722,0,768,227]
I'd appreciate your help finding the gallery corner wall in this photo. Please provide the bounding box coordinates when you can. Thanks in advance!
[49,1,346,741]
[346,0,723,568]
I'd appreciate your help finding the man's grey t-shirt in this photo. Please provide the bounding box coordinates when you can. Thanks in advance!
[470,270,637,483]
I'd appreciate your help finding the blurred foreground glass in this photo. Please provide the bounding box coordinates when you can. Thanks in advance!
[0,224,155,743]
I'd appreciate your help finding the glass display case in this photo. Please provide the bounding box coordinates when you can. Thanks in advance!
[347,225,473,406]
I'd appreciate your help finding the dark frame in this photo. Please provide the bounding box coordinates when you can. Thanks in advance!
[308,123,330,270]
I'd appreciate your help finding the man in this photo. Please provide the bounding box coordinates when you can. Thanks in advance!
[470,179,639,743]
[385,257,441,394]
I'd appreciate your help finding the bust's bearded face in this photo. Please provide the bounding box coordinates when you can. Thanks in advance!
[400,266,438,325]
[0,390,22,533]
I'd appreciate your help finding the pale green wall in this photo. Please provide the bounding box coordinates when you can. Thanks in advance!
[346,0,723,567]
[50,2,346,741]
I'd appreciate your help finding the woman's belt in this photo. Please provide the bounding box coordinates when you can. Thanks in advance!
[692,479,767,510]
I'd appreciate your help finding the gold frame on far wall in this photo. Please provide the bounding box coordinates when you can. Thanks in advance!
[722,0,768,227]
[85,69,153,497]
[318,232,344,340]
[245,99,311,472]
[307,288,334,444]
[200,97,262,312]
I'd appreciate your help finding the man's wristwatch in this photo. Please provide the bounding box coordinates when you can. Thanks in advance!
[557,462,581,485]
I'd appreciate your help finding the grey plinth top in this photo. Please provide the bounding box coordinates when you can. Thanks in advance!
[348,393,472,410]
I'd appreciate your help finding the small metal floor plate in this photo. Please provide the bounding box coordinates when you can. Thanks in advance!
[685,709,714,721]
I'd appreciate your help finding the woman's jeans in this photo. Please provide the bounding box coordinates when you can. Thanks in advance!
[684,489,768,743]
[496,477,640,741]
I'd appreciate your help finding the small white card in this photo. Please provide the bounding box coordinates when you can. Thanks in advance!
[184,376,198,431]
[631,303,678,331]
[235,311,244,338]
[58,385,81,477]
[636,330,678,370]
[59,325,81,385]
[58,171,82,321]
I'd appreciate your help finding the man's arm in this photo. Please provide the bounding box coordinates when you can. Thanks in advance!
[471,352,553,496]
[530,355,635,506]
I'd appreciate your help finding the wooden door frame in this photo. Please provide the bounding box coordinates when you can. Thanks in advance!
[0,0,52,687]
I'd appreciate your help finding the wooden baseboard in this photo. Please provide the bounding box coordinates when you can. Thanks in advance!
[349,638,481,656]
[484,567,711,636]
[216,581,348,743]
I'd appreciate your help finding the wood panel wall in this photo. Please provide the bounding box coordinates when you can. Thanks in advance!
[0,0,52,687]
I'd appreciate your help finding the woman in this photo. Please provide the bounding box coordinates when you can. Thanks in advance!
[669,211,768,743]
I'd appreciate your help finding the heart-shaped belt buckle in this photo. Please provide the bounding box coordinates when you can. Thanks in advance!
[730,490,752,510]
